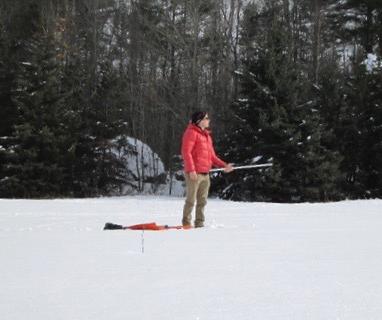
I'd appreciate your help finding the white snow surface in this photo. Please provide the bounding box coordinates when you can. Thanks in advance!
[1,197,382,320]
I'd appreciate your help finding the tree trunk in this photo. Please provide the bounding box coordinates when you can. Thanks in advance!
[378,9,382,56]
[232,0,242,101]
[313,0,321,84]
[364,5,373,54]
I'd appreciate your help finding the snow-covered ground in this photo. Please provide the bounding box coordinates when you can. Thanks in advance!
[1,197,382,320]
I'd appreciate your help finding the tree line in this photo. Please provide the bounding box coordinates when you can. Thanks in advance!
[0,0,381,201]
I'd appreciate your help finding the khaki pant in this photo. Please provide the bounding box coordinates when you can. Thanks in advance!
[182,173,211,227]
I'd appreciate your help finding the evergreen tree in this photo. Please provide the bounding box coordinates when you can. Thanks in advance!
[1,33,67,197]
[88,61,130,195]
[53,0,128,197]
[338,52,382,198]
[0,1,68,197]
[212,1,341,202]
[0,22,18,139]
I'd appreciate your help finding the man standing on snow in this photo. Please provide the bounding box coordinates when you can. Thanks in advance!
[181,111,233,228]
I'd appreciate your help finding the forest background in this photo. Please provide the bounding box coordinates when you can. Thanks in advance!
[0,0,381,202]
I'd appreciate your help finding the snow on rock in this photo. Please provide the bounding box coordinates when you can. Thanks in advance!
[125,136,165,177]
[112,136,184,196]
[335,44,358,66]
[332,44,381,73]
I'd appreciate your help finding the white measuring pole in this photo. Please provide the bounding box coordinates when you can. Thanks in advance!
[209,163,273,173]
[141,230,145,254]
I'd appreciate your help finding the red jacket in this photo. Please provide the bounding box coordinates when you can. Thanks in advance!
[181,124,226,173]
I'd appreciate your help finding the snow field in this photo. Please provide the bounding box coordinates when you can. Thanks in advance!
[1,197,382,319]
